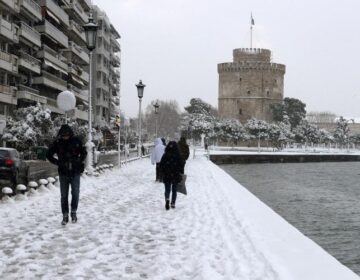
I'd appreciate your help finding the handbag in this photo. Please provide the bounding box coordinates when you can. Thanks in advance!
[177,174,187,195]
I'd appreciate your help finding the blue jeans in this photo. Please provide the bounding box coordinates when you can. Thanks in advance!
[164,182,177,204]
[59,175,80,215]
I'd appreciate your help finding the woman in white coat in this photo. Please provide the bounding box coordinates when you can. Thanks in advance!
[151,138,165,182]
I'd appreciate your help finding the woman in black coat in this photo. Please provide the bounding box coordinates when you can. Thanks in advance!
[159,141,182,210]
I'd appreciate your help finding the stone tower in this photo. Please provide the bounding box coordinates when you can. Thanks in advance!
[218,48,286,123]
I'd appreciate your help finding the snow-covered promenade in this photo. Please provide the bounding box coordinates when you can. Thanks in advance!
[0,155,359,279]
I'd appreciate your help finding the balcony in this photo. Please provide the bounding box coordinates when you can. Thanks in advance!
[0,84,17,105]
[35,20,68,48]
[37,45,68,74]
[96,98,109,108]
[78,0,91,10]
[33,70,67,91]
[74,108,88,121]
[69,64,89,83]
[61,41,89,65]
[97,63,109,75]
[96,81,109,93]
[17,85,47,104]
[40,0,69,27]
[18,22,41,48]
[68,20,85,45]
[111,37,120,52]
[0,17,19,43]
[111,53,120,67]
[0,0,20,13]
[20,0,42,22]
[18,52,41,74]
[68,84,87,102]
[63,0,88,23]
[0,50,18,73]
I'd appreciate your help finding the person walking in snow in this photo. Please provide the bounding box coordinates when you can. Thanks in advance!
[46,125,87,225]
[177,136,190,174]
[159,141,182,210]
[151,138,165,182]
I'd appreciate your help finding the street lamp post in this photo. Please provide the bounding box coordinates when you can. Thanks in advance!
[83,12,98,173]
[136,80,145,157]
[153,101,159,138]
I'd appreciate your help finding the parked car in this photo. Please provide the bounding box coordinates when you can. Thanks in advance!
[0,148,29,191]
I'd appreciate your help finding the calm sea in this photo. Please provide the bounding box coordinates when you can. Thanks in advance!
[221,162,360,275]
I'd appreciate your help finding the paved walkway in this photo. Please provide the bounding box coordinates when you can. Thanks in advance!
[0,156,279,280]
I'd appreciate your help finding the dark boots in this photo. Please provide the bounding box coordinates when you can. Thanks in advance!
[61,214,69,225]
[165,200,170,210]
[71,212,77,223]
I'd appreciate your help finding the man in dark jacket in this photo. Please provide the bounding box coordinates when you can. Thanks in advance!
[159,141,182,210]
[177,136,190,174]
[46,125,87,225]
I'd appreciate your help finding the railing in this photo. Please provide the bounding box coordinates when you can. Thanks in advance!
[19,22,41,45]
[19,52,41,66]
[47,98,57,107]
[0,84,13,95]
[21,0,42,18]
[1,0,20,12]
[18,84,40,95]
[45,20,68,47]
[0,16,12,30]
[40,0,69,26]
[0,50,11,62]
[42,71,67,86]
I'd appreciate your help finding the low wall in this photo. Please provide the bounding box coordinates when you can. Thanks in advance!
[210,154,360,164]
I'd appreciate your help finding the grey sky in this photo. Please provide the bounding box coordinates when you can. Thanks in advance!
[93,0,360,119]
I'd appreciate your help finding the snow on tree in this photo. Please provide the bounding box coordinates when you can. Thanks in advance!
[2,103,53,151]
[182,98,217,140]
[244,118,270,140]
[215,119,249,145]
[333,116,353,146]
[293,120,321,146]
[268,121,294,149]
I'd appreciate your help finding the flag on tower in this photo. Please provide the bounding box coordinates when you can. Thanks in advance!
[251,14,255,26]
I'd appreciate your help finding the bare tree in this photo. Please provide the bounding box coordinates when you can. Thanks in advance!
[144,100,181,140]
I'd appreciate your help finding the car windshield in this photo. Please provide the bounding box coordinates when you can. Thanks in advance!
[0,150,10,158]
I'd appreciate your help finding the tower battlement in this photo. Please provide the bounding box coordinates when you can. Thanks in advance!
[218,62,286,74]
[233,48,271,63]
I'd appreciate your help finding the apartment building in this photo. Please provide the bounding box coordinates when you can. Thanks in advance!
[0,1,121,134]
[91,5,121,127]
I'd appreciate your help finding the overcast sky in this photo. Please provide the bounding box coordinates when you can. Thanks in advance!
[93,0,360,119]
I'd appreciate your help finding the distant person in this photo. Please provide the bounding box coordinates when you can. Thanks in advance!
[160,141,182,210]
[205,142,208,151]
[141,145,145,156]
[178,136,190,174]
[46,124,87,226]
[151,138,165,182]
[161,138,166,146]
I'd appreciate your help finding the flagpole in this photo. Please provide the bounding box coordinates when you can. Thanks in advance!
[250,24,253,49]
[250,13,254,49]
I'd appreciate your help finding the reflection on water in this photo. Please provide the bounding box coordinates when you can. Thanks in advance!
[221,162,360,275]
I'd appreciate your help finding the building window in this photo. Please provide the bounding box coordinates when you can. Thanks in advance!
[267,91,270,96]
[239,78,242,82]
[239,108,242,115]
[247,90,251,95]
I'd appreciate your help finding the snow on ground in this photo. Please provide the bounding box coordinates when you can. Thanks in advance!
[209,148,360,156]
[0,155,359,279]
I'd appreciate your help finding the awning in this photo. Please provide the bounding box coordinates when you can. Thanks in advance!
[46,10,61,25]
[70,75,84,86]
[43,59,68,76]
